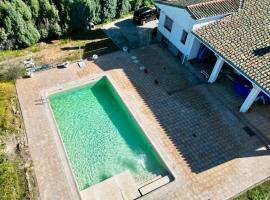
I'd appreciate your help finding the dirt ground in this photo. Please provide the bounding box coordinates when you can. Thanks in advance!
[0,29,119,70]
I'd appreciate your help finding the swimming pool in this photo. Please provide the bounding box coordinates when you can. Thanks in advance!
[49,78,168,190]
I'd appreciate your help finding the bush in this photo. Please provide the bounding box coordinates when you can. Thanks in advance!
[1,66,25,81]
[0,28,7,42]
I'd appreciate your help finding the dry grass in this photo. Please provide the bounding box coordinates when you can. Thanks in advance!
[0,82,31,200]
[0,29,119,69]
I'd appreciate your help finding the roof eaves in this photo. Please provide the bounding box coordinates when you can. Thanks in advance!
[187,0,239,19]
[155,0,186,9]
[155,0,197,19]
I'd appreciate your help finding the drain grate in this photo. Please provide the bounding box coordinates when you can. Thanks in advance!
[243,126,256,137]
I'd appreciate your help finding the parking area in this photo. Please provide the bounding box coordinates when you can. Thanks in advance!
[102,16,158,49]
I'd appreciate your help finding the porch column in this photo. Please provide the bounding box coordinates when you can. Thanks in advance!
[208,57,224,83]
[240,84,261,112]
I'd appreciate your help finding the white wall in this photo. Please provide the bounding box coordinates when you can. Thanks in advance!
[156,3,230,60]
[156,3,195,59]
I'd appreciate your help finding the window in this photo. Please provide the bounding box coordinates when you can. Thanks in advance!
[181,30,188,44]
[164,16,173,32]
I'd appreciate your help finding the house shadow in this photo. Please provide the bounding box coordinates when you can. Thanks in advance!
[103,18,158,50]
[55,17,270,173]
[93,40,270,174]
[90,79,172,178]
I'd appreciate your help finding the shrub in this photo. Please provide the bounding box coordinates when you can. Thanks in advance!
[0,28,7,42]
[0,66,25,81]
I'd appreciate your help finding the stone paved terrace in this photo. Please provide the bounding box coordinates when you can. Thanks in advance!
[16,44,270,200]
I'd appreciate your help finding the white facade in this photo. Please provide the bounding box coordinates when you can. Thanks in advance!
[156,3,227,60]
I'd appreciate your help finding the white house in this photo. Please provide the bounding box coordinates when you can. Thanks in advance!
[155,0,270,113]
[155,0,239,61]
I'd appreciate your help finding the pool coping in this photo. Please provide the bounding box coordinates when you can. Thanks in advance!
[41,70,183,199]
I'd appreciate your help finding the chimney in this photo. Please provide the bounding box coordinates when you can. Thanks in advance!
[239,0,245,11]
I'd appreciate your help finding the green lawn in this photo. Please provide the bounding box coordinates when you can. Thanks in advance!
[235,179,270,200]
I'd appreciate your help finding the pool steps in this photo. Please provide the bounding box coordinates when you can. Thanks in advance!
[80,171,170,200]
[139,176,170,196]
[137,175,162,188]
[80,170,140,200]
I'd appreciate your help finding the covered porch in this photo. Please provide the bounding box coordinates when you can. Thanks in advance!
[190,37,270,113]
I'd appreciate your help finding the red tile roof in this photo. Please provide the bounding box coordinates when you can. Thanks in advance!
[193,0,270,95]
[156,0,239,19]
[187,0,239,19]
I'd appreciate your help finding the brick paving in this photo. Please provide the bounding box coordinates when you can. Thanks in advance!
[16,44,270,200]
[208,77,270,144]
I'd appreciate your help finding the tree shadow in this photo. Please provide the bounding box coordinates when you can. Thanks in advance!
[61,47,81,51]
[68,29,108,41]
[59,29,119,59]
[83,39,119,59]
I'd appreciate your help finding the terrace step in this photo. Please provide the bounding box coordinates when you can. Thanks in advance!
[139,176,170,196]
[137,175,162,188]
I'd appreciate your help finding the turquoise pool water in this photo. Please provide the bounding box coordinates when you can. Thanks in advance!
[49,78,167,190]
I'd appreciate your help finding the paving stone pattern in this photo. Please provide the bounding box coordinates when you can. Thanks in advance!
[16,44,270,200]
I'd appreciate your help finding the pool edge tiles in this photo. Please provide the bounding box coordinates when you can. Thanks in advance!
[47,76,174,195]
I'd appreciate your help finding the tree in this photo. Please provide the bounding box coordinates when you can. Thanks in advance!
[0,28,7,42]
[101,0,118,21]
[85,0,102,24]
[133,0,143,10]
[52,0,73,34]
[0,0,40,49]
[116,0,131,18]
[14,0,32,21]
[69,0,90,31]
[27,0,40,19]
[37,0,61,39]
